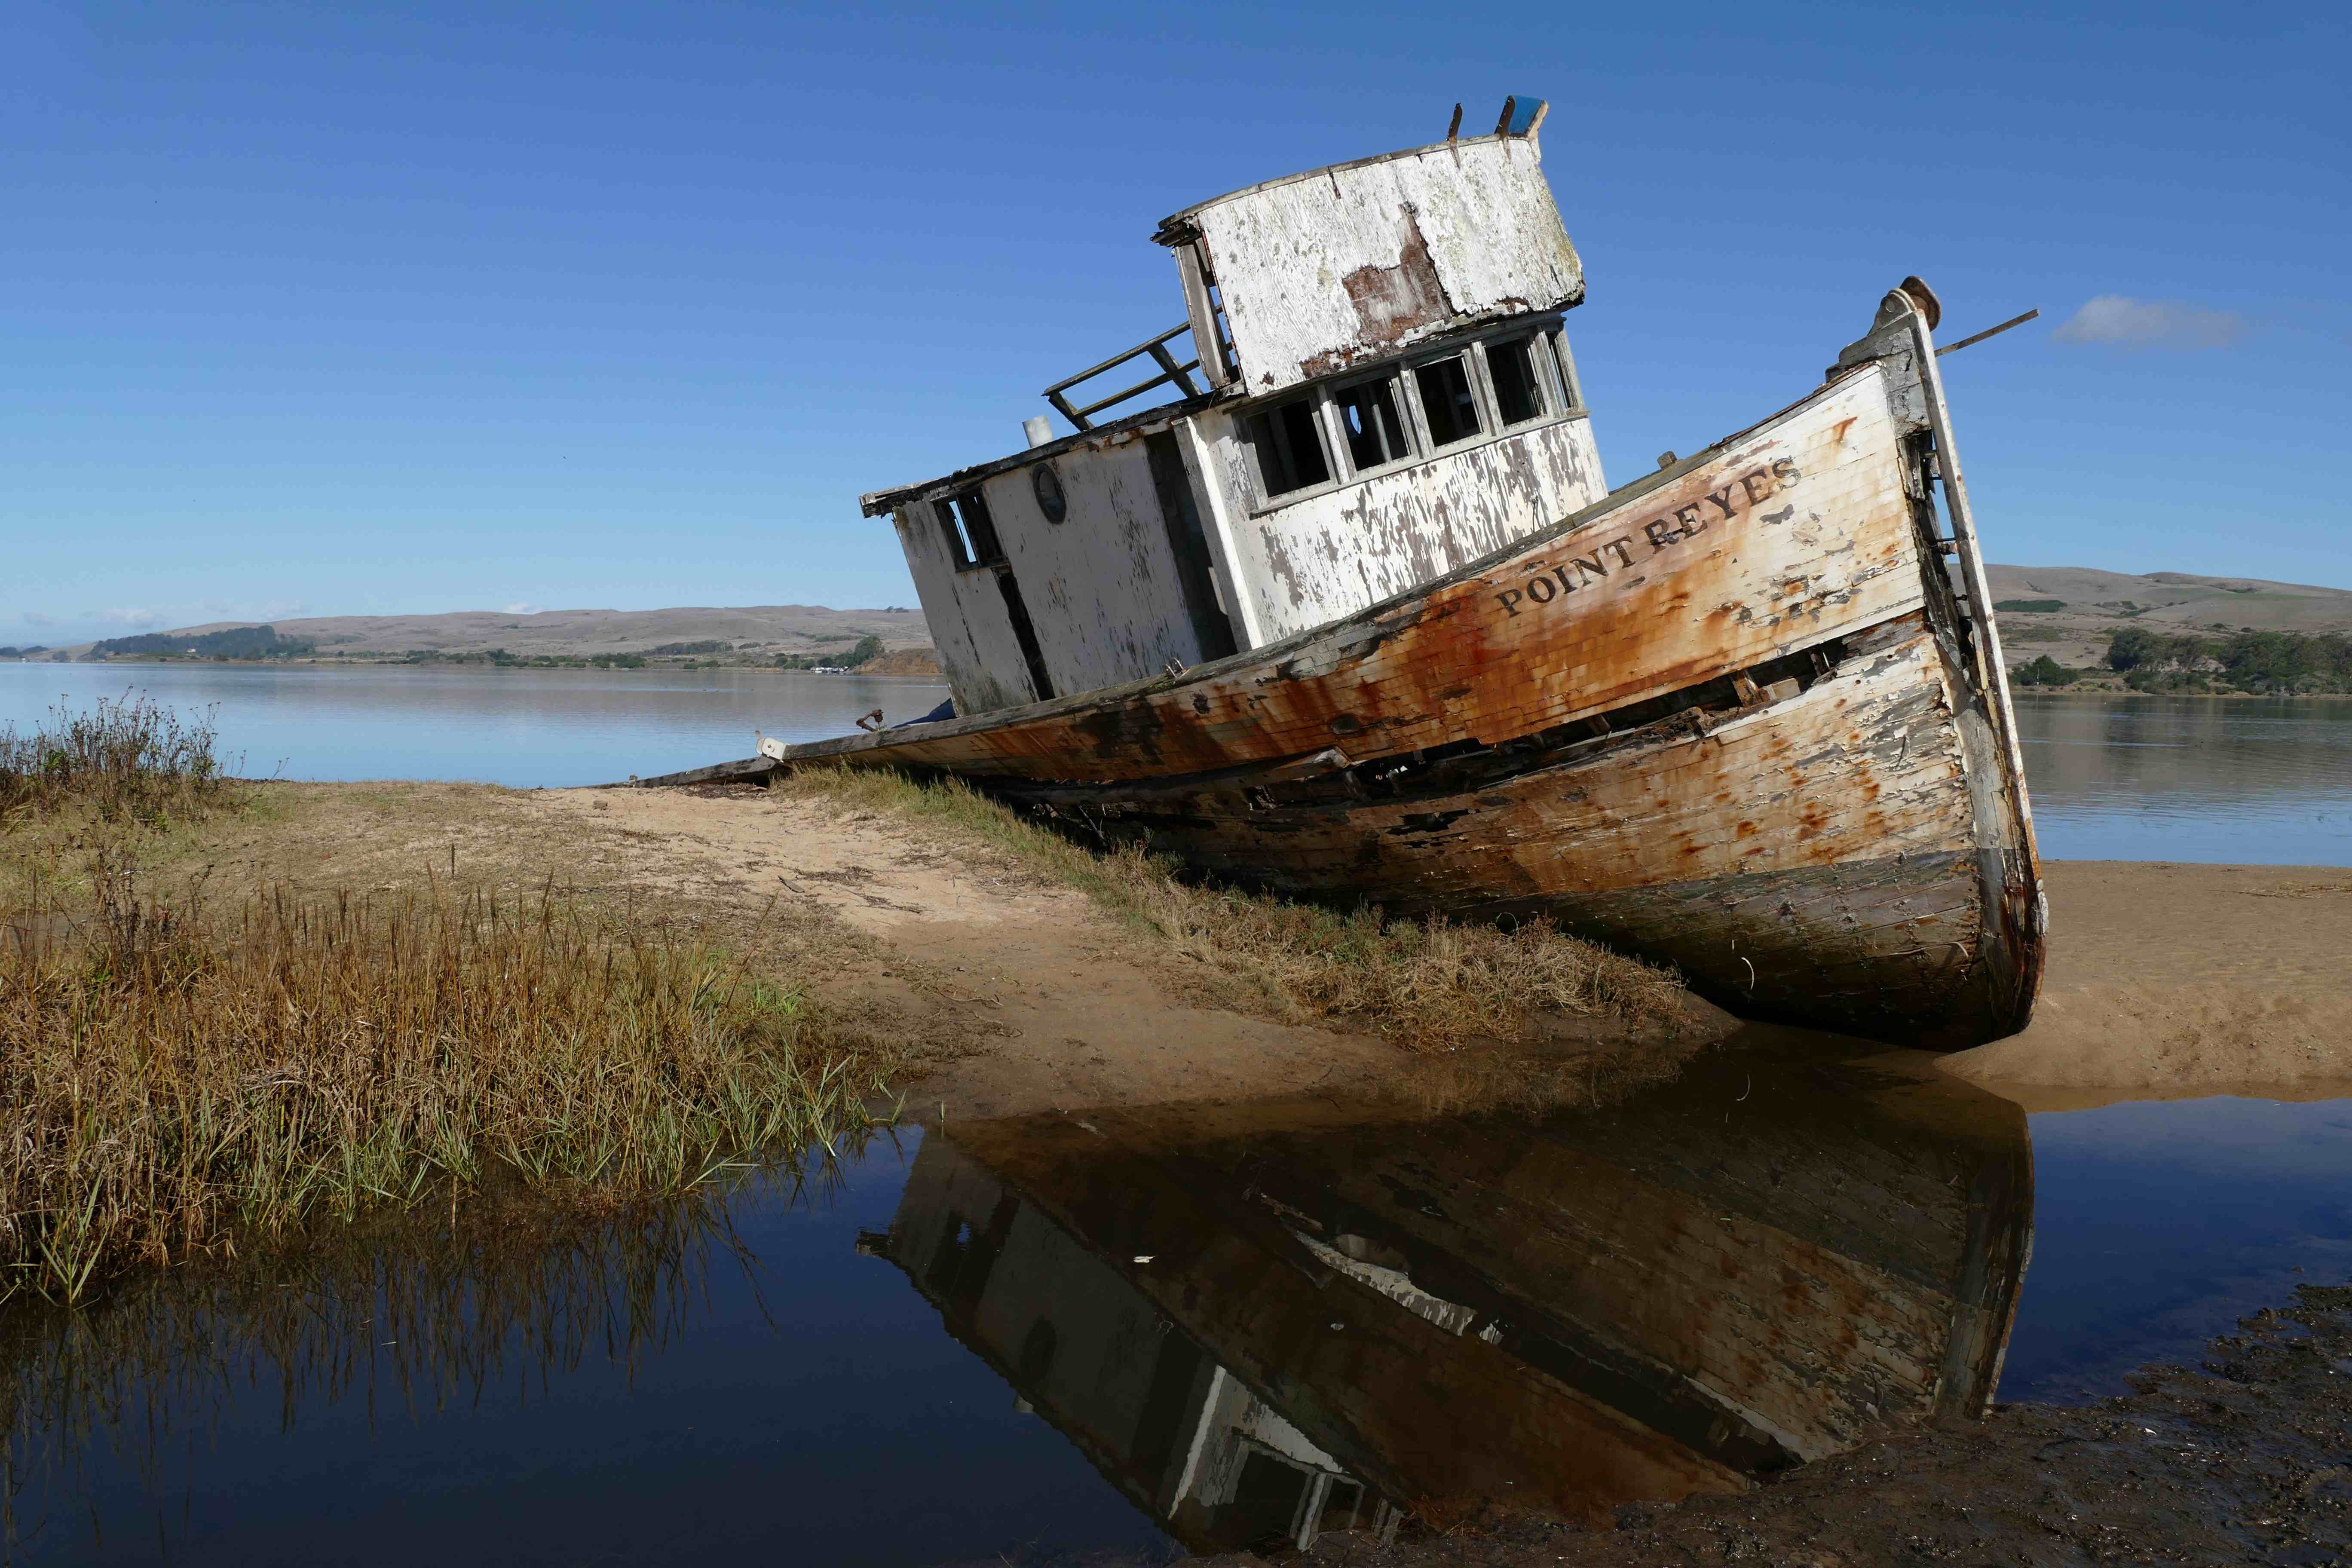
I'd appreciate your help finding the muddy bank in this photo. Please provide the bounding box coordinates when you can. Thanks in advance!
[1944,861,2352,1094]
[1174,1284,2352,1567]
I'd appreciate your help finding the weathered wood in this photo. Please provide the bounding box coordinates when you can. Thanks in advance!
[1210,399,1609,643]
[1170,132,1583,394]
[807,367,1921,778]
[1173,242,1232,390]
[616,753,778,789]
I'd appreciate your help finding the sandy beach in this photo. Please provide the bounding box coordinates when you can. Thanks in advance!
[190,779,2348,1110]
[1942,859,2352,1102]
[548,783,2352,1107]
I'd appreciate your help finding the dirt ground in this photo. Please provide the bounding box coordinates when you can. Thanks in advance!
[187,779,1442,1117]
[179,783,2351,1113]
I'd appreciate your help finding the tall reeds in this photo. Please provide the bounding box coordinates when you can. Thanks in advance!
[0,701,892,1306]
[1,877,881,1305]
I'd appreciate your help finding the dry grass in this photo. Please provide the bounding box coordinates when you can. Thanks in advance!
[764,766,1690,1068]
[0,706,900,1308]
[0,695,230,827]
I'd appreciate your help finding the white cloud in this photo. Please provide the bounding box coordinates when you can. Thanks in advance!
[2052,295,2247,349]
[502,602,543,616]
[95,606,172,628]
[21,612,57,629]
[199,598,311,622]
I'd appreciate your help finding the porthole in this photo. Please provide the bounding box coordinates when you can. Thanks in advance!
[1032,463,1068,523]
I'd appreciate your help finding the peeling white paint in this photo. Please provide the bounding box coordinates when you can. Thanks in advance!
[1204,414,1607,643]
[897,426,1235,716]
[1182,136,1582,394]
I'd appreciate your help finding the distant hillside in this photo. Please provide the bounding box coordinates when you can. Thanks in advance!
[56,605,936,668]
[36,570,2346,684]
[1980,565,2352,672]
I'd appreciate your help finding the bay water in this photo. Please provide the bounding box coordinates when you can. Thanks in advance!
[2,663,2347,1560]
[5,664,2345,865]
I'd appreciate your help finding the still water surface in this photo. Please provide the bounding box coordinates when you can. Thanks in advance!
[0,662,949,790]
[4,666,2347,865]
[2013,694,2352,865]
[4,668,2346,1557]
[5,1064,2345,1565]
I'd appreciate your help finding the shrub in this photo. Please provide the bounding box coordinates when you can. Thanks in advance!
[0,696,230,824]
[2105,626,2352,693]
[2009,655,2078,688]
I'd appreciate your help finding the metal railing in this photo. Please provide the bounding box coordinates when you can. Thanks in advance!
[1042,322,1212,432]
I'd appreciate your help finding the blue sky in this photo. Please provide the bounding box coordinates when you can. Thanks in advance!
[3,2,2343,646]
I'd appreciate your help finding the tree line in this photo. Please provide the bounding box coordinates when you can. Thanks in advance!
[89,626,316,660]
[774,635,885,671]
[2012,626,2352,693]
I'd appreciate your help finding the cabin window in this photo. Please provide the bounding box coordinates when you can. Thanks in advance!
[935,490,1003,570]
[1413,354,1483,447]
[1548,329,1585,411]
[1486,334,1549,426]
[1031,462,1068,523]
[1331,376,1413,472]
[1242,394,1332,500]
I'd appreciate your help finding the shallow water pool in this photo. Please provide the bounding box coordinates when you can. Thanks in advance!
[5,1063,2343,1565]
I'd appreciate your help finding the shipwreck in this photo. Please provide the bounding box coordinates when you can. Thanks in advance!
[659,97,2046,1047]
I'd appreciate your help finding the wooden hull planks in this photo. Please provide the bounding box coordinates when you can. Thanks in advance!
[704,316,2043,1047]
[999,625,2028,1044]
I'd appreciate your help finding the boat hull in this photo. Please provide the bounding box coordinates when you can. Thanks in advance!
[720,329,2045,1047]
[999,622,2036,1044]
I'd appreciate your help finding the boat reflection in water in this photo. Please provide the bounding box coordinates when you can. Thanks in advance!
[873,1050,2034,1554]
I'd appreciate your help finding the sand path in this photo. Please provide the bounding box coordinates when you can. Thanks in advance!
[557,792,2349,1104]
[525,786,1409,1119]
[1942,860,2352,1096]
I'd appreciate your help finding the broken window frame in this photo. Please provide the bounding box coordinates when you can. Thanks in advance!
[935,489,1004,572]
[1326,369,1417,477]
[1479,332,1553,429]
[1546,326,1586,413]
[1233,316,1588,515]
[1404,349,1489,453]
[1240,391,1334,505]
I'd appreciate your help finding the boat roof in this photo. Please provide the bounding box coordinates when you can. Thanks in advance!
[1151,126,1542,245]
[857,388,1219,518]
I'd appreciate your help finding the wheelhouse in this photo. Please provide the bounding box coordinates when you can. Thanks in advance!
[859,98,1607,717]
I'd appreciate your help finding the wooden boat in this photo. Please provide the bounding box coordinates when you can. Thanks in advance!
[652,99,2045,1047]
[871,1052,2034,1548]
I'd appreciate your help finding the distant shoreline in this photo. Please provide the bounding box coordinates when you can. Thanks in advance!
[4,655,946,678]
[2011,686,2352,701]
